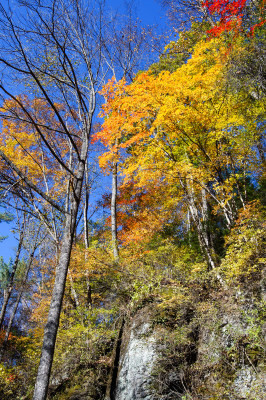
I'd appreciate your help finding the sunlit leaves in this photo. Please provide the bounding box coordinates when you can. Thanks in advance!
[220,201,266,283]
[0,97,78,208]
[96,31,264,247]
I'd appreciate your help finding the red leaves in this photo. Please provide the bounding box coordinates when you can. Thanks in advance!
[203,0,265,36]
[7,374,16,382]
[203,0,246,17]
[203,0,247,35]
[250,18,266,35]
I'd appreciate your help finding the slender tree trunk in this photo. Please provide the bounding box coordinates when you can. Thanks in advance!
[188,198,226,286]
[84,161,90,249]
[68,271,79,309]
[201,187,216,257]
[65,142,80,310]
[83,162,92,308]
[111,162,119,261]
[0,226,24,330]
[0,248,35,360]
[184,179,224,279]
[198,1,215,26]
[33,163,85,400]
[186,210,192,247]
[188,201,216,269]
[33,209,77,399]
[84,161,92,308]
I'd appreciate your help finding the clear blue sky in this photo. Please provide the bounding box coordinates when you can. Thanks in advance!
[0,212,17,262]
[106,0,166,25]
[0,0,169,262]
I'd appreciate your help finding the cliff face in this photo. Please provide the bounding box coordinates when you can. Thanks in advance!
[109,286,265,400]
[114,312,157,400]
[44,226,265,400]
[45,278,265,400]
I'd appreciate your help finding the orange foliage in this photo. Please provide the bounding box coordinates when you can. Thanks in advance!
[96,36,264,246]
[0,96,78,201]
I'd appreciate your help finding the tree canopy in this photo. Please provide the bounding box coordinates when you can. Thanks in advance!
[0,1,265,399]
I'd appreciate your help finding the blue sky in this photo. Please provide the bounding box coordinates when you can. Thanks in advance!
[0,213,17,262]
[3,0,167,26]
[0,0,169,262]
[106,0,166,25]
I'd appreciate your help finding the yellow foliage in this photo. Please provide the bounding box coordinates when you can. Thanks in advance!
[96,35,264,246]
[220,202,265,283]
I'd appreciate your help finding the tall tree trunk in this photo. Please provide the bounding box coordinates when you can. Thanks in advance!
[33,163,85,400]
[33,207,78,399]
[0,248,35,361]
[84,161,92,308]
[184,178,223,276]
[188,201,217,270]
[68,271,79,309]
[0,224,24,330]
[111,162,119,261]
[187,195,226,287]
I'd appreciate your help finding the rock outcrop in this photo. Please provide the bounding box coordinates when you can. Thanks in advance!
[112,307,157,400]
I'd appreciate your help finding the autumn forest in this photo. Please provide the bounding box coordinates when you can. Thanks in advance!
[0,1,265,399]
